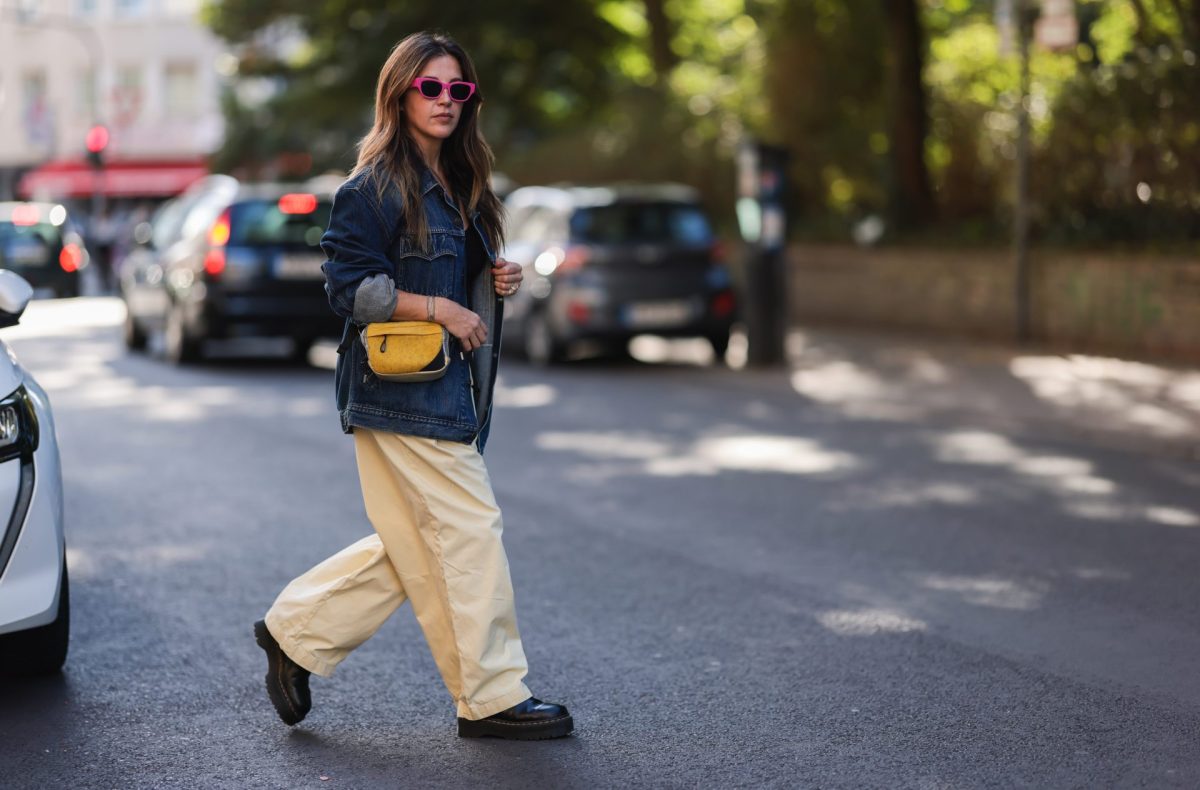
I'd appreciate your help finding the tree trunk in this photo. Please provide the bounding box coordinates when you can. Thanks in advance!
[882,0,936,228]
[1127,0,1156,45]
[643,0,679,78]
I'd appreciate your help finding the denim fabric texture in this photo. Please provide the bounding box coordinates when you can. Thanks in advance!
[322,164,503,451]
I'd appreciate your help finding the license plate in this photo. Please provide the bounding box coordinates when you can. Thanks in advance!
[275,254,325,279]
[6,243,47,266]
[623,300,694,328]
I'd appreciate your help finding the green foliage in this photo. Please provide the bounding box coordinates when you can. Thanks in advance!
[759,0,888,223]
[201,0,627,175]
[201,0,1200,246]
[1037,45,1200,245]
[920,0,1200,245]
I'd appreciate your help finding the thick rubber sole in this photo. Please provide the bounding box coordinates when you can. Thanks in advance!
[253,620,307,726]
[457,713,574,740]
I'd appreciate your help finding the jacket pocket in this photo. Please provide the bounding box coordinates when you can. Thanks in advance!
[394,237,458,296]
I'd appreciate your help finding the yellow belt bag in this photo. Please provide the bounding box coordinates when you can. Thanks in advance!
[360,321,451,382]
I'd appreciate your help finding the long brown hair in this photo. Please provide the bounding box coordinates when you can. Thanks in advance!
[351,31,504,254]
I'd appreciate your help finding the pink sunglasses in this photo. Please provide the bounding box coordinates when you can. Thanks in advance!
[410,78,477,102]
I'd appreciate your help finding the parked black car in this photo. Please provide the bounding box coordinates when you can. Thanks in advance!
[120,176,341,363]
[500,184,736,364]
[0,202,88,298]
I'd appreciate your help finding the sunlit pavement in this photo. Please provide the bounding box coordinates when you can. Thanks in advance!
[1,297,1198,788]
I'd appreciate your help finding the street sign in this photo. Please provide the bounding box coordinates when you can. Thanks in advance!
[995,0,1015,56]
[1035,0,1078,51]
[998,0,1078,56]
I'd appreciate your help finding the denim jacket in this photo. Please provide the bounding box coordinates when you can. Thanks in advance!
[321,165,504,452]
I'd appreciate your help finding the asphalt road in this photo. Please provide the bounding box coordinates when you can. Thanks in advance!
[1,298,1198,789]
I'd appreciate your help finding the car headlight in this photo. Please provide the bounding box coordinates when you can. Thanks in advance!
[0,386,39,463]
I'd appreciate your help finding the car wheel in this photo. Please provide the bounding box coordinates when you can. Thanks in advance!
[524,310,565,366]
[598,338,633,362]
[165,303,203,364]
[290,337,314,365]
[123,306,148,352]
[708,331,731,364]
[0,558,69,676]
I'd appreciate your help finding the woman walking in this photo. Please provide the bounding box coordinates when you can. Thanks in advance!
[252,31,572,741]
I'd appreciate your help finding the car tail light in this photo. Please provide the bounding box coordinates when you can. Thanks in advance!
[557,245,591,275]
[566,299,591,324]
[59,243,83,272]
[711,290,735,318]
[205,209,231,276]
[204,249,226,276]
[209,209,231,247]
[278,193,318,215]
[11,205,39,226]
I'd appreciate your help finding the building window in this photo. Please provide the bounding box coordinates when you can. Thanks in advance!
[73,0,98,18]
[163,0,201,16]
[15,0,41,23]
[115,0,147,17]
[164,63,198,119]
[22,70,53,146]
[113,65,144,125]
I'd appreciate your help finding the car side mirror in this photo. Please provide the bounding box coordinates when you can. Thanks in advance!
[0,270,35,328]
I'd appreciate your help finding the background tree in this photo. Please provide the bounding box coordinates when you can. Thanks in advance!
[200,1,626,176]
[201,0,1200,247]
[883,0,937,228]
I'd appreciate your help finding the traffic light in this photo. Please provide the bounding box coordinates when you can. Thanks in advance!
[85,124,109,168]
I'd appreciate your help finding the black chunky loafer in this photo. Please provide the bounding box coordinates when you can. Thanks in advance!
[457,697,573,740]
[253,620,312,726]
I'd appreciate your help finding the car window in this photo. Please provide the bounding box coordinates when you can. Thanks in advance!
[569,202,713,245]
[0,221,61,246]
[514,207,560,244]
[150,198,191,250]
[0,219,62,267]
[228,198,332,248]
[180,190,234,242]
[505,205,534,241]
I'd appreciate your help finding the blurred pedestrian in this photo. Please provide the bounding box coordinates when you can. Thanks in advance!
[253,31,572,741]
[88,206,117,294]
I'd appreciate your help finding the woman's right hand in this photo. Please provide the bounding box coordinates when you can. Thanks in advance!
[437,298,488,352]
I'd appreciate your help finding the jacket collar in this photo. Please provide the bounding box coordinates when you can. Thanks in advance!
[419,163,482,224]
[419,166,440,197]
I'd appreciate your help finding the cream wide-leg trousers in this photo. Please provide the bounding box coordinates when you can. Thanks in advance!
[263,428,532,721]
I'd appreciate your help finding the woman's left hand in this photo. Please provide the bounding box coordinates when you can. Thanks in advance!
[492,258,523,297]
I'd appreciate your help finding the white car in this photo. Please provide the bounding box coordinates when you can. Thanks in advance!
[0,270,67,674]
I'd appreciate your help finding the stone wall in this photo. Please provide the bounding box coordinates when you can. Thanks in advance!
[782,244,1200,362]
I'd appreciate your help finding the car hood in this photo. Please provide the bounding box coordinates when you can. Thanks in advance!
[0,343,24,398]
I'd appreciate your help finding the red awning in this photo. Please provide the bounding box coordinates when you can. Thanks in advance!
[17,159,209,200]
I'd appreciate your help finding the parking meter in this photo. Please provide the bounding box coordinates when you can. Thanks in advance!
[736,140,789,366]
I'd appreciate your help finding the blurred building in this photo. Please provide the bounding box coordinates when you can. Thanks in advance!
[0,0,226,202]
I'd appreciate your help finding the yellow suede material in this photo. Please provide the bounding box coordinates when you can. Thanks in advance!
[362,321,448,381]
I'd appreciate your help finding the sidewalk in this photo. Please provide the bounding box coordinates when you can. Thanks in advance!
[781,325,1200,460]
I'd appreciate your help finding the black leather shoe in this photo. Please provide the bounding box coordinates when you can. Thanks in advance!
[253,620,311,726]
[457,697,573,740]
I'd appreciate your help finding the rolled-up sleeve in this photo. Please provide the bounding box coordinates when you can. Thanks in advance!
[320,184,395,321]
[352,273,398,323]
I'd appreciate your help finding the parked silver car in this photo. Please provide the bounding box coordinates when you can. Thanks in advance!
[0,271,68,675]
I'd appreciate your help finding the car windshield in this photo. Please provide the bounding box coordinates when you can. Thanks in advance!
[0,222,62,265]
[229,198,332,248]
[569,202,713,245]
